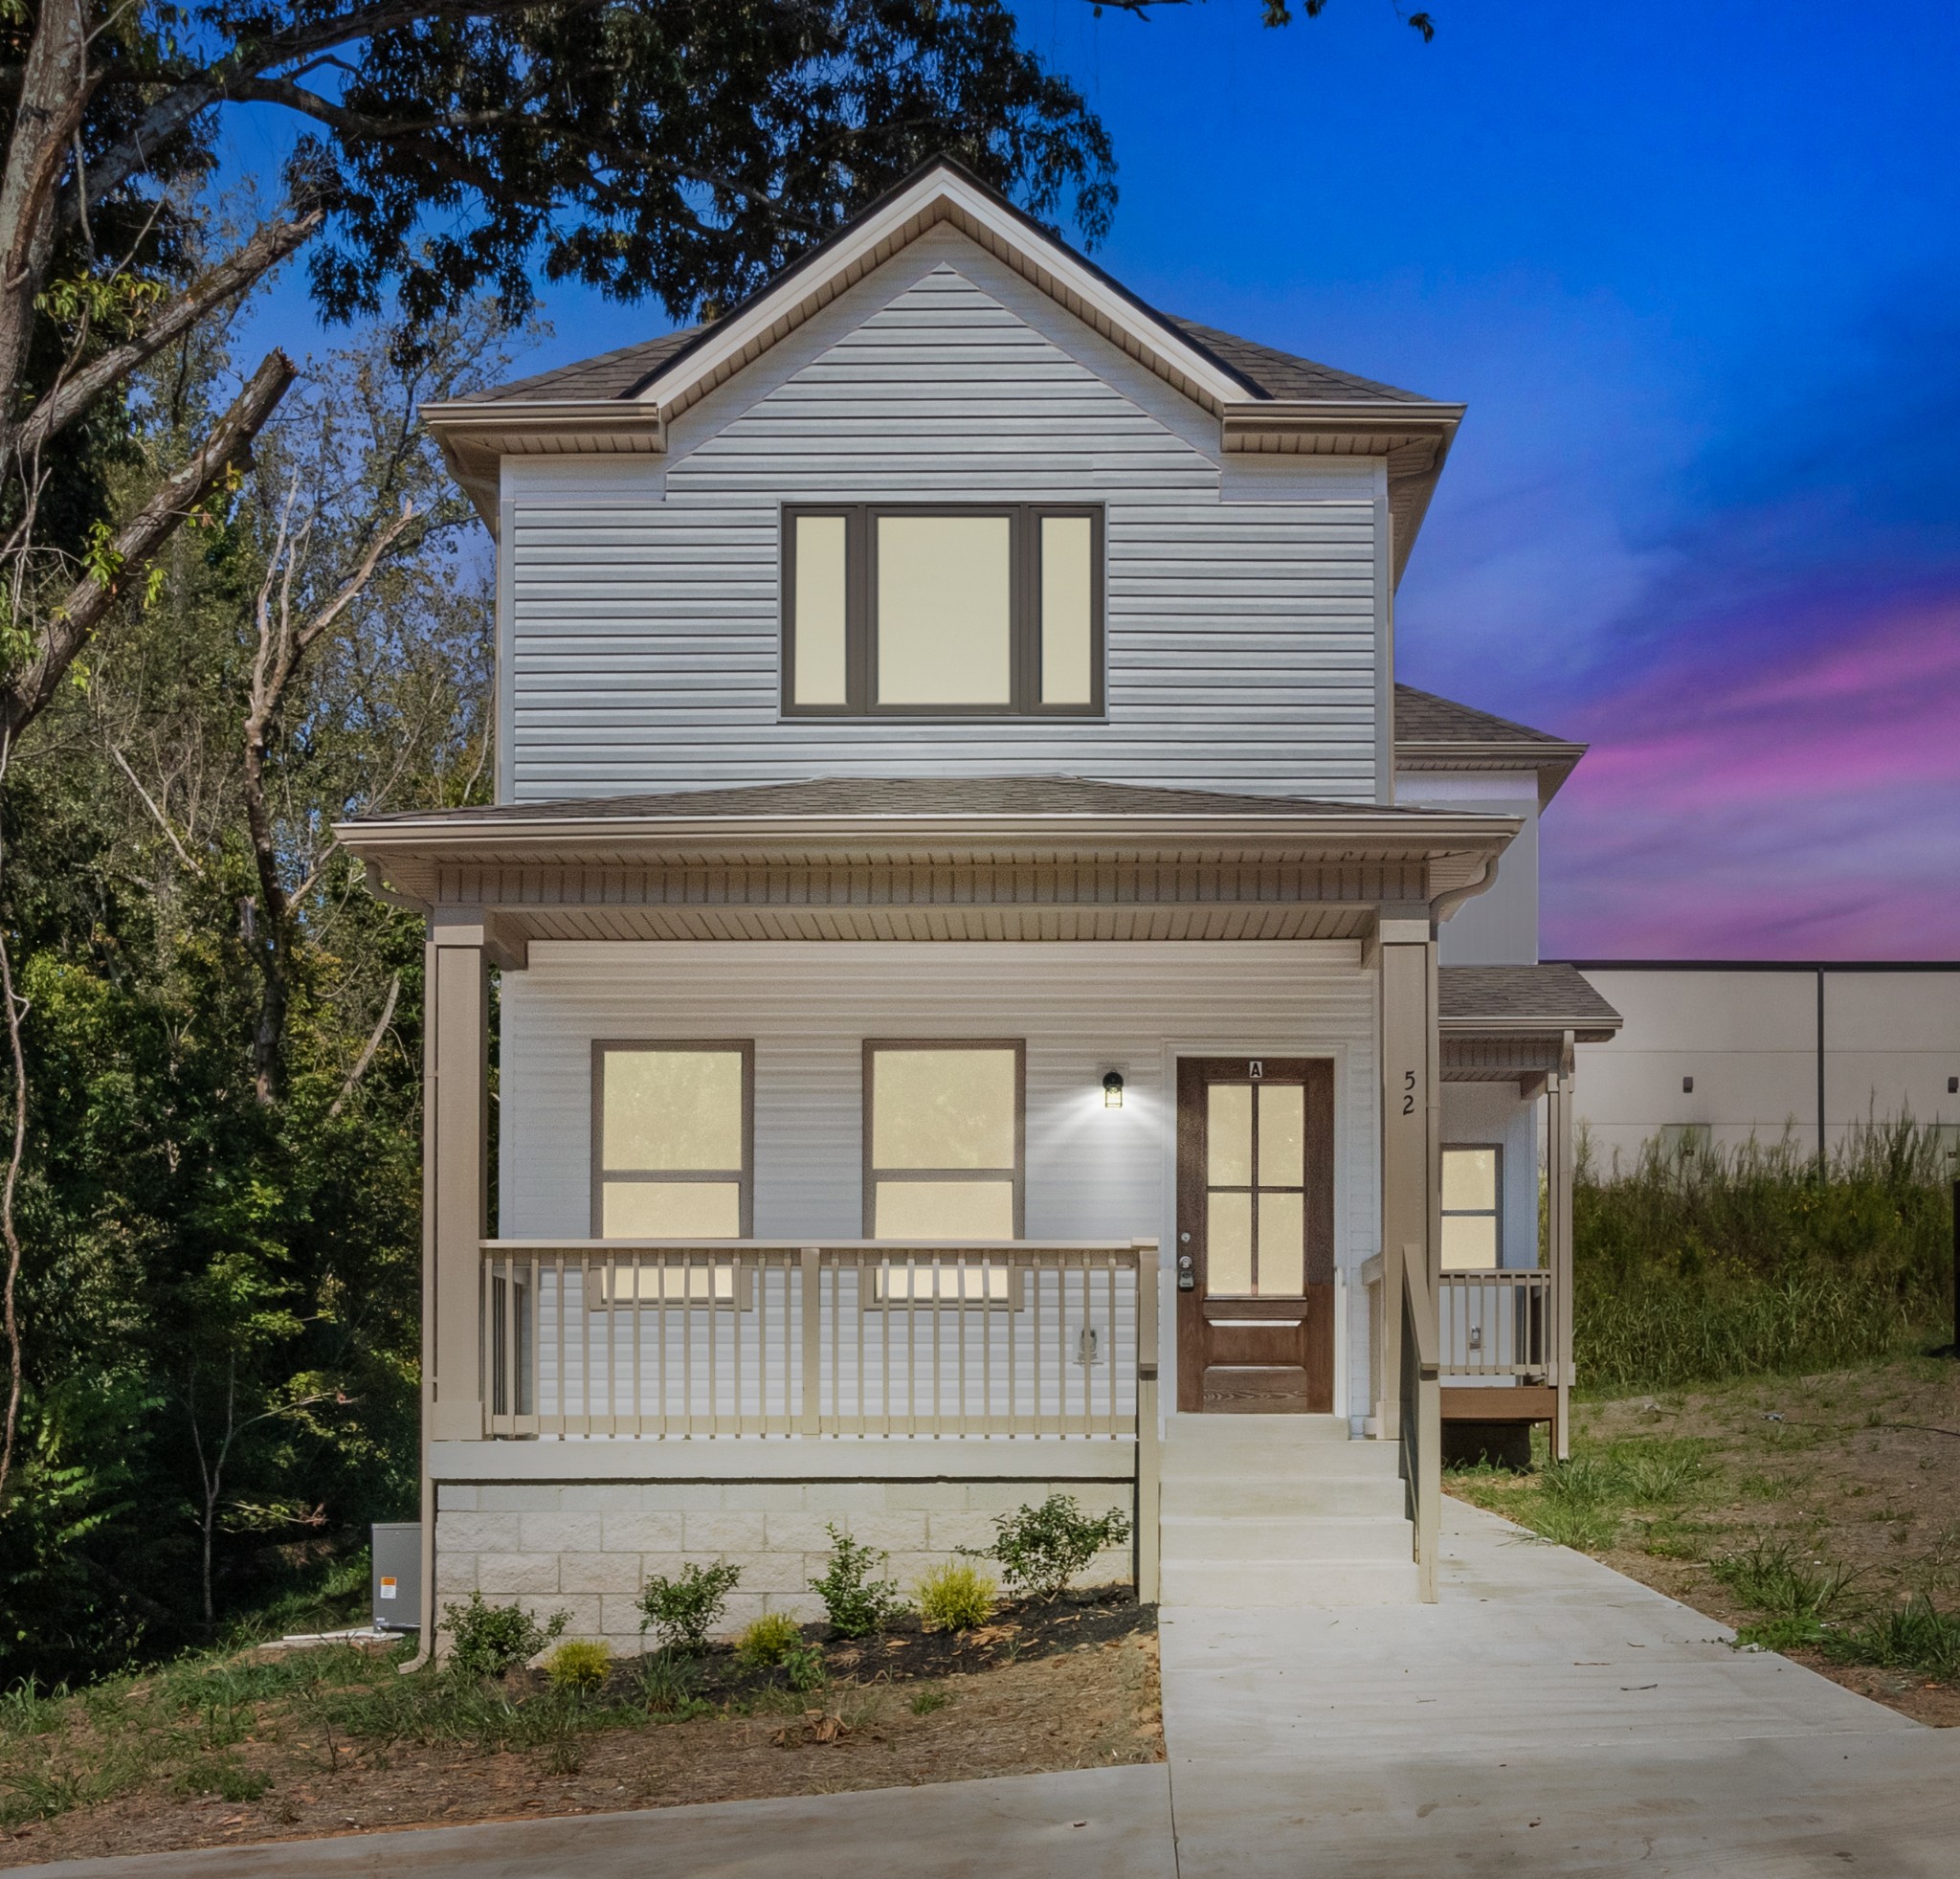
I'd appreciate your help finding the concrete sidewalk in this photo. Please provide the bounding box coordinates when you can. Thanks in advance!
[1162,1499,1960,1875]
[4,1764,1175,1878]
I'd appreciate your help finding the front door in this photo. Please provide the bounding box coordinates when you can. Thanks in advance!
[1175,1056,1335,1413]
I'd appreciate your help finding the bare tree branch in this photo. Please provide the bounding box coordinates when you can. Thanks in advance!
[327,973,400,1118]
[20,212,322,457]
[0,348,298,747]
[108,742,196,869]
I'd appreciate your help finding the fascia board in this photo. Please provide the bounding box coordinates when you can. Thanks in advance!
[335,809,1522,861]
[629,171,1254,421]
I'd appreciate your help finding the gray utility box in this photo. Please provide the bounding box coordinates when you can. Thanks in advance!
[371,1522,421,1631]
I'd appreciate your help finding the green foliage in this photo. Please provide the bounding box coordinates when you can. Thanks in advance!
[544,1640,612,1694]
[974,1494,1132,1601]
[781,1643,827,1693]
[441,1593,569,1678]
[734,1613,804,1667]
[1710,1539,1851,1621]
[1823,1598,1960,1682]
[637,1562,742,1653]
[910,1687,951,1714]
[915,1563,998,1631]
[1574,1123,1953,1392]
[809,1526,905,1639]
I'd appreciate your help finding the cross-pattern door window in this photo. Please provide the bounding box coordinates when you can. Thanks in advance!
[864,1041,1024,1240]
[592,1042,753,1239]
[1205,1081,1307,1297]
[1440,1146,1501,1270]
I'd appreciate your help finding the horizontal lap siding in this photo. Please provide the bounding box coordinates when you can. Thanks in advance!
[507,244,1381,800]
[499,939,1381,1286]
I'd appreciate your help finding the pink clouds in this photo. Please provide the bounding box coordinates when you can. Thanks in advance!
[1539,591,1960,958]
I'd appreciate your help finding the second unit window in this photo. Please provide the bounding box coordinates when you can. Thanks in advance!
[785,506,1102,716]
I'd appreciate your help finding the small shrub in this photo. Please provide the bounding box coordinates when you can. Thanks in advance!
[635,1649,705,1715]
[782,1642,827,1692]
[810,1526,905,1638]
[736,1613,804,1667]
[975,1494,1131,1601]
[544,1639,612,1693]
[442,1591,570,1677]
[637,1560,742,1652]
[916,1562,996,1632]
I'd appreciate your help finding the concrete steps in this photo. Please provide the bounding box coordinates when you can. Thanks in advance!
[1156,1414,1419,1608]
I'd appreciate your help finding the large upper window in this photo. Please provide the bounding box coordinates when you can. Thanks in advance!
[785,506,1102,716]
[864,1041,1025,1239]
[592,1043,753,1239]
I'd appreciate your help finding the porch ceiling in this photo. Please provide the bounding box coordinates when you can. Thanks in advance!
[336,777,1520,951]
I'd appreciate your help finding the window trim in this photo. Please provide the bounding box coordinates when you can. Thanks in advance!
[783,504,1104,719]
[1439,1142,1503,1272]
[590,1040,756,1240]
[861,1039,1027,1241]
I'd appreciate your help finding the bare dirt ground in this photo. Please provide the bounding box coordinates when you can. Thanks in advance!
[2,1619,1160,1867]
[1449,1351,1960,1725]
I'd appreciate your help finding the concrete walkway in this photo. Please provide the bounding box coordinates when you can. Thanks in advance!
[19,1502,1960,1876]
[1161,1500,1960,1875]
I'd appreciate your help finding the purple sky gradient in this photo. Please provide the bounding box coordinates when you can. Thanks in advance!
[234,3,1960,958]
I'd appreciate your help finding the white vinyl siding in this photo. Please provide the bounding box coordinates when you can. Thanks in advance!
[498,939,1383,1416]
[502,229,1385,802]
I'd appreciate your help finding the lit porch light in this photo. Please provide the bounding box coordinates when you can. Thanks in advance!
[1102,1070,1125,1109]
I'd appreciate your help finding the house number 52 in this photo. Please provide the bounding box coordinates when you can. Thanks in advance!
[1402,1069,1416,1116]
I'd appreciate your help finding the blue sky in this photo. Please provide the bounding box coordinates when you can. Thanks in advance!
[241,0,1960,958]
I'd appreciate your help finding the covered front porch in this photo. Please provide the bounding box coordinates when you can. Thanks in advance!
[342,777,1526,1638]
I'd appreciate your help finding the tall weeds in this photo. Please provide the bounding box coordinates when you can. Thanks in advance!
[1573,1119,1953,1392]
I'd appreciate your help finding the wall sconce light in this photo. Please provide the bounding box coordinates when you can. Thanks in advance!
[1102,1070,1125,1109]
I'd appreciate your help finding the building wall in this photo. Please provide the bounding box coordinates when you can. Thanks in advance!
[1569,966,1960,1166]
[499,224,1389,805]
[499,938,1385,1420]
[1395,770,1540,966]
[434,1474,1133,1645]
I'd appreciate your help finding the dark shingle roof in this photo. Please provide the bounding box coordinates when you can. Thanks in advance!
[470,326,706,404]
[1166,319,1429,404]
[460,311,1428,409]
[1394,685,1573,748]
[367,774,1492,827]
[1438,964,1622,1032]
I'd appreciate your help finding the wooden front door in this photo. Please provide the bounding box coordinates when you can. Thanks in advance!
[1176,1056,1335,1414]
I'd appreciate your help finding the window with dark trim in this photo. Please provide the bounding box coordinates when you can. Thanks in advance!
[784,505,1103,717]
[862,1040,1026,1239]
[591,1041,755,1240]
[1440,1144,1501,1271]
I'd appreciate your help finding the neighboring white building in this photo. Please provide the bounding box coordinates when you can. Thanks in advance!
[1558,964,1960,1169]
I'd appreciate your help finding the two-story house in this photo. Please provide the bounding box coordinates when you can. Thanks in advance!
[342,160,1620,1644]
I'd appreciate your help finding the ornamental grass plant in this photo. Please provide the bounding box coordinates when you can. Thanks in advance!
[1572,1119,1953,1393]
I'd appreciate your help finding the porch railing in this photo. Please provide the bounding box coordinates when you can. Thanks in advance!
[1437,1269,1554,1378]
[479,1240,1155,1441]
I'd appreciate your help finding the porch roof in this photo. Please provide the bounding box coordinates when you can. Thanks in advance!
[338,775,1520,951]
[1437,963,1622,1083]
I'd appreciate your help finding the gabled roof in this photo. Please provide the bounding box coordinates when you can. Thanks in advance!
[423,157,1462,576]
[1393,683,1588,807]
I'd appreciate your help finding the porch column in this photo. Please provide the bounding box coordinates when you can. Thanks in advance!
[1547,1029,1576,1461]
[1377,914,1439,1437]
[425,913,490,1457]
